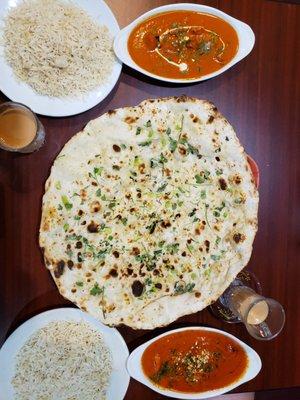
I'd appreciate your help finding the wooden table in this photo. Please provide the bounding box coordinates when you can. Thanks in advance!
[1,0,299,398]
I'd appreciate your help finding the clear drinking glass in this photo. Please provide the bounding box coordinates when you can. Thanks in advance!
[0,102,45,153]
[210,270,285,340]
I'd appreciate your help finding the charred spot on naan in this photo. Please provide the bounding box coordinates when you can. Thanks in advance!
[229,174,242,185]
[90,201,101,213]
[87,221,99,233]
[41,206,58,231]
[175,95,189,103]
[218,178,228,190]
[80,188,87,200]
[207,115,215,124]
[233,233,246,244]
[124,115,139,124]
[54,260,65,278]
[189,113,201,123]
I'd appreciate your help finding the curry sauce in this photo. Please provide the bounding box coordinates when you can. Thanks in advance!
[142,330,248,393]
[128,11,239,79]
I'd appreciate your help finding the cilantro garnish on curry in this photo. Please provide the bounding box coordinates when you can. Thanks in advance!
[142,330,248,393]
[128,11,239,79]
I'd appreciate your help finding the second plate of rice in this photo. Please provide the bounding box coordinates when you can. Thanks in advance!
[0,308,130,400]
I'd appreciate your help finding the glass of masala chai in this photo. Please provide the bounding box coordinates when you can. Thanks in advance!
[210,270,285,340]
[227,286,285,340]
[0,102,45,153]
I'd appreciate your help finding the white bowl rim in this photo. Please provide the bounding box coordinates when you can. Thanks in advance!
[113,3,255,84]
[127,326,262,400]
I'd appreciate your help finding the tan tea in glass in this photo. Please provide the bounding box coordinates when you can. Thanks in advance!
[0,102,45,153]
[210,270,285,340]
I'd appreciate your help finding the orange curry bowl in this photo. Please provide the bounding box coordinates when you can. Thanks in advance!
[127,327,261,399]
[114,3,255,83]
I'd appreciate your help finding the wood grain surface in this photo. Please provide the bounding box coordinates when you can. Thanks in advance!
[0,0,299,398]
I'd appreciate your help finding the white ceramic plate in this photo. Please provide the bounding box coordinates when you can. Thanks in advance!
[0,0,122,117]
[127,326,261,399]
[0,308,130,400]
[114,3,255,84]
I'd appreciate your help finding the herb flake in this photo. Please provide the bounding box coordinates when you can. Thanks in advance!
[61,195,73,210]
[90,282,103,296]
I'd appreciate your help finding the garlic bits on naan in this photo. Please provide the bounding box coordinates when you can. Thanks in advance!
[39,96,258,329]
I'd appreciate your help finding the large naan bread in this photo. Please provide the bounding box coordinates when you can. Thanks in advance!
[40,96,258,329]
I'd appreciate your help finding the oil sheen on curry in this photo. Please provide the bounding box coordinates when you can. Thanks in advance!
[128,11,239,79]
[142,330,248,393]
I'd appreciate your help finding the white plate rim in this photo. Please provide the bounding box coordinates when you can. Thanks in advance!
[0,0,122,117]
[127,326,262,399]
[0,307,130,400]
[114,2,255,84]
